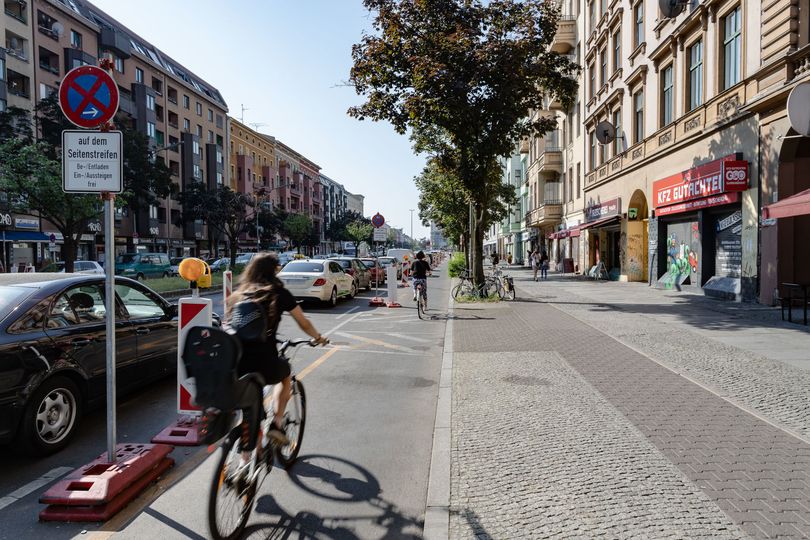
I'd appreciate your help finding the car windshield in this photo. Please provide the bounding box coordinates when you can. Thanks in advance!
[281,262,324,273]
[116,254,138,264]
[40,262,66,272]
[0,286,35,323]
[331,259,352,269]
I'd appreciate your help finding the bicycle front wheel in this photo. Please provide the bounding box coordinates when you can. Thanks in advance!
[451,282,464,299]
[208,429,255,540]
[275,378,306,469]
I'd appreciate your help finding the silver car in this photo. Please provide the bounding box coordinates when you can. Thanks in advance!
[40,261,105,275]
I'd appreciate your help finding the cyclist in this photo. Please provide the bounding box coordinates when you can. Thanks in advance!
[411,250,432,305]
[226,253,328,450]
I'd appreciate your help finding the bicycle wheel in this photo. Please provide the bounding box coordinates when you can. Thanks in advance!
[484,277,504,299]
[208,428,256,540]
[417,290,425,319]
[451,282,464,299]
[275,378,306,469]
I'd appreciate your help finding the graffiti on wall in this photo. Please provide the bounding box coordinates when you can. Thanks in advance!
[663,221,700,290]
[626,231,644,280]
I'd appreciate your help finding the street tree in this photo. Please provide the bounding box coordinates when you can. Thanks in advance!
[283,213,313,253]
[249,206,289,247]
[349,0,577,285]
[0,139,102,272]
[181,185,252,265]
[346,220,373,255]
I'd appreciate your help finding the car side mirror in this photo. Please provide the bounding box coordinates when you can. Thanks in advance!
[168,304,178,318]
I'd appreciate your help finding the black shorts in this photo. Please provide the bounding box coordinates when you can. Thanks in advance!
[239,344,292,385]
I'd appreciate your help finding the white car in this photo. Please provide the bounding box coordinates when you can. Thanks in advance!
[40,261,105,275]
[278,259,355,307]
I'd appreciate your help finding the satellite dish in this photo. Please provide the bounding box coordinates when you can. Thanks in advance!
[52,22,64,36]
[787,82,810,137]
[595,120,616,145]
[658,0,686,19]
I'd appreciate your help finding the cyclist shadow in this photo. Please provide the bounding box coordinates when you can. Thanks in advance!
[244,454,423,539]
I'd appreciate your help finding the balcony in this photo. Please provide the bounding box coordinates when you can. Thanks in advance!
[551,16,576,54]
[524,203,563,227]
[545,94,564,111]
[519,137,530,154]
[99,27,131,59]
[538,147,563,174]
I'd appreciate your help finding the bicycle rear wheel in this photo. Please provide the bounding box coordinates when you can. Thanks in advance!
[275,378,306,469]
[208,428,256,540]
[417,291,426,319]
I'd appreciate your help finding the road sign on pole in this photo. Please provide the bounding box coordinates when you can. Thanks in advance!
[58,66,120,129]
[62,130,123,193]
[373,227,387,242]
[371,213,385,228]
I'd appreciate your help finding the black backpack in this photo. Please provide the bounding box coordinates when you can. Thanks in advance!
[228,296,268,342]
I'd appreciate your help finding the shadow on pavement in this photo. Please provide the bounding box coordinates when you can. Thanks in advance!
[245,454,423,539]
[457,507,494,539]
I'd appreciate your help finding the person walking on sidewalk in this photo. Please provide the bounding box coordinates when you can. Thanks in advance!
[491,252,499,267]
[531,249,540,282]
[540,250,550,280]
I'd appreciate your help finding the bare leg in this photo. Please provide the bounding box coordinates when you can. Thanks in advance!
[273,376,292,427]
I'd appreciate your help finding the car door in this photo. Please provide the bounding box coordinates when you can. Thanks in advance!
[354,260,369,288]
[43,283,139,401]
[329,262,351,296]
[115,282,176,383]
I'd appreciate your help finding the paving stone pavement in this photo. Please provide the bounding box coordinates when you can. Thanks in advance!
[450,282,810,539]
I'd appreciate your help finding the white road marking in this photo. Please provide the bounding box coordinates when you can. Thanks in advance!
[386,332,434,344]
[322,311,364,337]
[335,331,417,353]
[335,306,359,320]
[0,466,73,511]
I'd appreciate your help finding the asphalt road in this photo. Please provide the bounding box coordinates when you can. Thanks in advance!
[0,268,449,540]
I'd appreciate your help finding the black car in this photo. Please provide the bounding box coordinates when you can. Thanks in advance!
[0,274,181,455]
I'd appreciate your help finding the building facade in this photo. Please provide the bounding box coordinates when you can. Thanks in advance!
[346,192,364,216]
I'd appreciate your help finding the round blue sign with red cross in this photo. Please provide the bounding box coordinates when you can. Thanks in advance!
[59,66,119,129]
[371,213,385,228]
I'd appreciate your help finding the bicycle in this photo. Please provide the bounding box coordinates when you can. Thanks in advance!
[415,279,428,319]
[182,328,320,540]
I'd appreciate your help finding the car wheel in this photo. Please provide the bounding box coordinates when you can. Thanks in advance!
[364,279,371,291]
[163,271,170,278]
[136,273,145,281]
[18,376,82,456]
[349,282,357,299]
[326,287,338,307]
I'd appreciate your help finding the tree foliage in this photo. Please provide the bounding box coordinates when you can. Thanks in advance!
[283,213,314,253]
[350,0,577,284]
[180,185,252,265]
[346,220,373,254]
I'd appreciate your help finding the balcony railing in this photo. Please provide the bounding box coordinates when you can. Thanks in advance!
[551,16,576,54]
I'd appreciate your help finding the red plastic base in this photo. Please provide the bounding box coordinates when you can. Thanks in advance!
[40,443,173,506]
[386,301,402,308]
[39,457,174,522]
[369,297,386,306]
[151,416,202,446]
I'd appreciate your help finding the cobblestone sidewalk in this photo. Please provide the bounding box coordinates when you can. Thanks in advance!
[449,279,810,539]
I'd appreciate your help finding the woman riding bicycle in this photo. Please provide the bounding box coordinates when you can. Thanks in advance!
[411,251,432,304]
[226,253,327,447]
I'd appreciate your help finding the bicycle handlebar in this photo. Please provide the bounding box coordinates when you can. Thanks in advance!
[276,337,330,354]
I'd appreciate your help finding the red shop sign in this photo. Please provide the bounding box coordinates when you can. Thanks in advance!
[655,192,740,217]
[653,156,747,209]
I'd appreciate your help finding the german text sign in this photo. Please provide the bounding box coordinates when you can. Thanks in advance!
[373,227,387,242]
[62,130,123,193]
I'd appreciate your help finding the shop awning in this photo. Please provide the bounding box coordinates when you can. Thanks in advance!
[579,215,621,230]
[548,227,581,239]
[762,188,810,220]
[0,231,50,242]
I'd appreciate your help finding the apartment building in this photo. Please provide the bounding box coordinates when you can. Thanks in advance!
[3,0,229,261]
[346,192,364,216]
[272,139,325,253]
[320,173,349,253]
[523,0,586,273]
[494,150,528,264]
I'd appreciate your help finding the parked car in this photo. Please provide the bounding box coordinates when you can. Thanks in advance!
[169,257,184,276]
[278,259,355,306]
[378,256,402,280]
[328,257,372,291]
[114,253,171,280]
[360,258,386,286]
[386,249,415,265]
[0,274,184,455]
[208,258,230,273]
[40,261,104,275]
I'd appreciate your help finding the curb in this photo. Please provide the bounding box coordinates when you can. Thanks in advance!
[423,292,453,540]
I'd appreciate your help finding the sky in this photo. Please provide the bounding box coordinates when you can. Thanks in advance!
[91,0,430,239]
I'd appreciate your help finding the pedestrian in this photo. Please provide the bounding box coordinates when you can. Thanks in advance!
[540,250,550,280]
[491,252,499,267]
[531,249,539,282]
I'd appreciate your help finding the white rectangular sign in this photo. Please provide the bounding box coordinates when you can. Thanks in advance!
[62,130,123,193]
[373,227,387,242]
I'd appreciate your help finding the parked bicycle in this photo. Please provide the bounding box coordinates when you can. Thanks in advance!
[452,268,500,299]
[182,327,321,540]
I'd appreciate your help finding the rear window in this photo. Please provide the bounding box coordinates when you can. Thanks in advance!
[0,286,35,323]
[281,262,324,273]
[360,259,376,266]
[331,259,351,269]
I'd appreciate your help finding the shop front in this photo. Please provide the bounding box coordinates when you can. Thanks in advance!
[1,215,48,271]
[548,226,581,274]
[652,155,749,299]
[581,198,622,279]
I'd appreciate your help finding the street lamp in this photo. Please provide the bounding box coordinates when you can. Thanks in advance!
[409,209,415,250]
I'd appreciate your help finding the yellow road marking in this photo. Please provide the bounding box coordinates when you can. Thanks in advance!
[297,346,342,380]
[335,332,416,353]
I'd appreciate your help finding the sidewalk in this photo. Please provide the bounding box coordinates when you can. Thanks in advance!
[447,270,810,539]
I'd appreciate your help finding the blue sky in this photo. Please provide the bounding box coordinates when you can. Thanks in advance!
[92,0,429,239]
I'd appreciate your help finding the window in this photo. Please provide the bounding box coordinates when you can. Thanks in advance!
[196,102,202,116]
[116,284,165,319]
[208,130,214,143]
[589,1,595,33]
[146,94,155,111]
[576,163,581,199]
[196,124,202,137]
[183,95,190,109]
[70,30,82,49]
[687,40,704,111]
[661,65,673,126]
[0,99,5,112]
[0,57,4,82]
[192,140,200,156]
[114,55,124,73]
[208,109,213,121]
[634,3,644,48]
[589,131,597,171]
[598,128,606,164]
[135,67,144,83]
[722,6,742,90]
[600,0,607,17]
[568,167,573,202]
[49,285,107,326]
[613,109,622,156]
[633,90,644,144]
[600,48,607,87]
[193,164,201,179]
[576,101,581,136]
[589,62,596,98]
[613,30,621,72]
[147,121,156,139]
[39,83,57,99]
[183,118,190,131]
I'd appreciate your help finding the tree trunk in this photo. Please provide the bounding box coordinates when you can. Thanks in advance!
[229,239,238,267]
[470,202,485,288]
[62,233,77,273]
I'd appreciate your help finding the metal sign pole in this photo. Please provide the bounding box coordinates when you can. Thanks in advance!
[103,192,116,462]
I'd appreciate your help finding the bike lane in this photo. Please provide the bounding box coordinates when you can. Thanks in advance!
[79,267,451,539]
